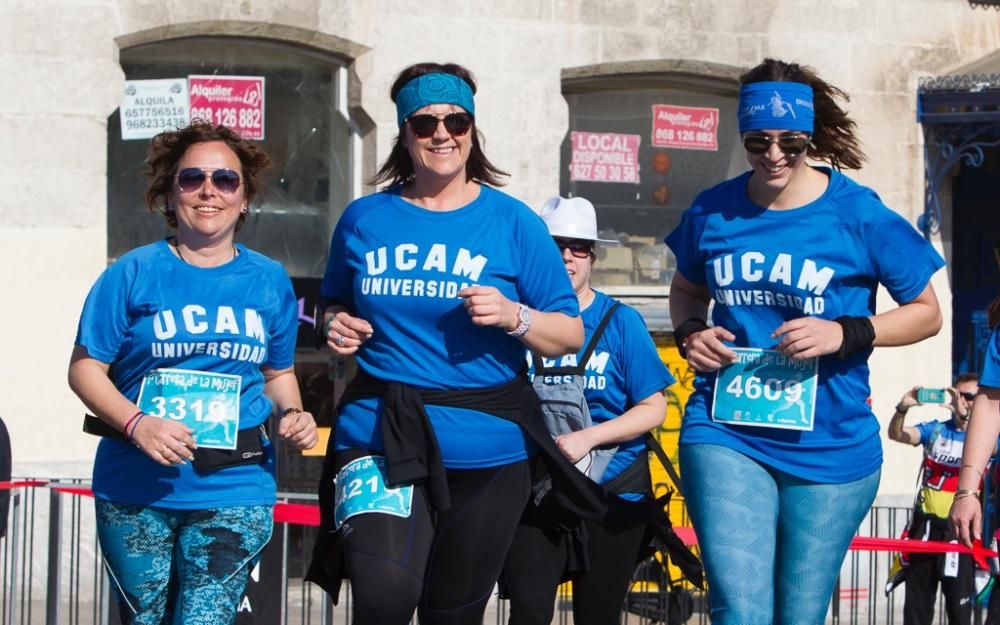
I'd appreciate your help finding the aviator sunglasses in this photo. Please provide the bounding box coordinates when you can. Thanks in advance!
[742,134,811,157]
[553,237,594,259]
[176,167,242,195]
[959,391,977,401]
[407,112,474,139]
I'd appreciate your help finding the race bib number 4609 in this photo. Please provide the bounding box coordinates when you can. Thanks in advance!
[711,348,818,431]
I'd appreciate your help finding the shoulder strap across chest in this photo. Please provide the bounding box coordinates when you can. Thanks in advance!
[534,301,622,376]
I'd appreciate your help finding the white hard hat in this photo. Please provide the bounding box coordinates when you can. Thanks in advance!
[538,196,620,245]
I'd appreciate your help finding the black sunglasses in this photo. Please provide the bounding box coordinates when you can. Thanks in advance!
[742,134,810,157]
[960,391,977,401]
[407,113,474,139]
[176,168,242,195]
[553,238,594,259]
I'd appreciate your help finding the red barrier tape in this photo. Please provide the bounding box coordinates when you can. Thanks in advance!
[4,481,996,560]
[0,480,49,490]
[273,502,320,526]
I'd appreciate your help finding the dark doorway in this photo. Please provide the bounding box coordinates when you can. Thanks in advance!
[952,145,1000,375]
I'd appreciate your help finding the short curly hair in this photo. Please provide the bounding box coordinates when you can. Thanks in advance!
[145,120,272,231]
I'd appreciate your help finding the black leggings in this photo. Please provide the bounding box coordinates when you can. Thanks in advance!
[335,449,531,625]
[502,504,648,625]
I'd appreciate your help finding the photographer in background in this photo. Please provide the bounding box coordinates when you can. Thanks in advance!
[888,374,981,625]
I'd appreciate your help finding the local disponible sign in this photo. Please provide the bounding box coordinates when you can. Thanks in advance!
[651,104,719,151]
[119,79,190,140]
[189,75,266,140]
[569,131,641,184]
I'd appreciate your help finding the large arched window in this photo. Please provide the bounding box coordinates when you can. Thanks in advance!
[561,63,745,296]
[107,36,360,278]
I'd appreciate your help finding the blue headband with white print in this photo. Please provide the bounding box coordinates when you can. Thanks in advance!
[738,81,815,134]
[395,73,476,127]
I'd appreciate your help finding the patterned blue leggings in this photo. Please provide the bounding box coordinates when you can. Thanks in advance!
[680,444,880,625]
[96,500,272,625]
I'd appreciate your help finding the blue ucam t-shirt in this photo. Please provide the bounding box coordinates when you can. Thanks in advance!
[665,167,945,483]
[983,327,1000,389]
[321,185,579,468]
[75,240,298,508]
[529,290,674,498]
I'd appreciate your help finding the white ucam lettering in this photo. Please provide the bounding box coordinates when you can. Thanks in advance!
[183,305,208,334]
[245,309,265,343]
[452,248,487,282]
[586,351,611,375]
[769,253,793,286]
[396,243,418,271]
[423,243,448,273]
[742,252,765,282]
[559,354,579,367]
[796,260,835,295]
[153,310,177,340]
[366,248,387,275]
[215,306,239,334]
[713,255,734,287]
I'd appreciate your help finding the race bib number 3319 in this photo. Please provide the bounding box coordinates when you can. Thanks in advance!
[711,348,818,431]
[136,368,241,449]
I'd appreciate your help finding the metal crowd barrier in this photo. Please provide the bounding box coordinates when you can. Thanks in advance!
[0,478,969,624]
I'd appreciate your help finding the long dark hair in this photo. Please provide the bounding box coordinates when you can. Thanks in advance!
[740,59,866,170]
[989,296,1000,329]
[145,120,272,231]
[369,62,509,188]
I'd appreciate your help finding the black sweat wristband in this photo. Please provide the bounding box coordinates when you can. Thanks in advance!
[834,316,875,359]
[673,317,710,358]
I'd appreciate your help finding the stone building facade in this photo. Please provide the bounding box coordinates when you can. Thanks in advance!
[3,0,999,502]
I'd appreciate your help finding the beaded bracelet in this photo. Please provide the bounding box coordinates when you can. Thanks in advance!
[281,407,303,418]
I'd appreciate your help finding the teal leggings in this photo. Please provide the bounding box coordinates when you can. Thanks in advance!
[96,500,272,625]
[680,444,880,625]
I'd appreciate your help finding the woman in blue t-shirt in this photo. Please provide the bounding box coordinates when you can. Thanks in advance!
[665,58,945,623]
[951,297,1000,549]
[501,195,677,625]
[307,63,584,625]
[68,121,318,625]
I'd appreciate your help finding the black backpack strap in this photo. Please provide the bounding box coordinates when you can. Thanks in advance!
[646,433,684,497]
[576,301,621,372]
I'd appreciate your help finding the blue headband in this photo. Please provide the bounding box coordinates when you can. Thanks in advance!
[738,81,815,134]
[395,73,475,127]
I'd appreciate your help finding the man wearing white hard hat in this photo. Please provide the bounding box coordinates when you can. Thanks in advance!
[502,196,681,625]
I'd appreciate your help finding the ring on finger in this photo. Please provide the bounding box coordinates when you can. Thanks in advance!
[335,335,346,347]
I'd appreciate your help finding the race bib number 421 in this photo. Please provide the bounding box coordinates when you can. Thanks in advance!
[334,456,413,529]
[711,348,818,431]
[136,368,241,449]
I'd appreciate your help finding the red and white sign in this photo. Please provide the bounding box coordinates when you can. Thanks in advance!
[188,75,266,140]
[651,104,719,151]
[569,131,641,184]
